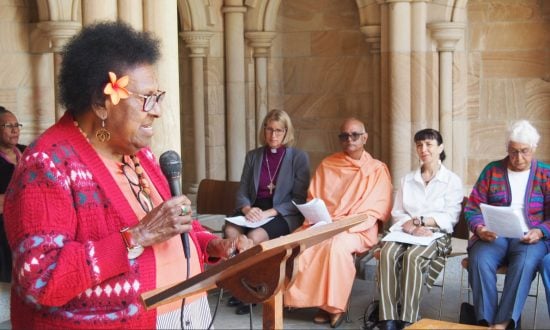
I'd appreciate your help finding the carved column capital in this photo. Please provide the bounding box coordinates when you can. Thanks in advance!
[180,31,214,58]
[36,21,81,53]
[360,25,381,53]
[428,22,465,52]
[245,31,277,58]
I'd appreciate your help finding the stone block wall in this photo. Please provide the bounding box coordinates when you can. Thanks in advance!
[466,0,550,186]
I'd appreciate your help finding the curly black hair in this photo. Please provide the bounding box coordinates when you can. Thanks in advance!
[414,128,446,161]
[59,21,161,115]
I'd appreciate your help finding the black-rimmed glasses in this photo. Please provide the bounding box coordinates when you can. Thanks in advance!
[127,90,166,112]
[338,132,365,142]
[0,123,23,130]
[121,161,154,213]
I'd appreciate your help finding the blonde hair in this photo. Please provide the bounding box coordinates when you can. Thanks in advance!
[258,109,295,147]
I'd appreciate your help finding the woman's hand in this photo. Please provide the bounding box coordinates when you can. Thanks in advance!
[401,219,433,237]
[206,235,254,259]
[402,219,416,235]
[476,226,497,242]
[411,226,433,237]
[243,206,265,222]
[130,195,193,247]
[521,228,543,244]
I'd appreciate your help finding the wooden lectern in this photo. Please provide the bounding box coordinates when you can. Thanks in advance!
[141,214,369,329]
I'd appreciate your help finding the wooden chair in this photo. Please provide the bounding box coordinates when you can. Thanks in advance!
[195,179,240,233]
[431,197,469,320]
[366,197,469,321]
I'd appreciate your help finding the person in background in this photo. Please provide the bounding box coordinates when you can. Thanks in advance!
[224,109,310,314]
[376,129,463,330]
[284,117,392,328]
[0,106,26,283]
[465,120,550,329]
[4,21,252,329]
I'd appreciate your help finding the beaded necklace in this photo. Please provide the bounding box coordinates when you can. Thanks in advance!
[73,120,152,212]
[121,155,153,213]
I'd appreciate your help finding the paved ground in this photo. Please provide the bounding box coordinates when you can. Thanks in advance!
[1,214,548,329]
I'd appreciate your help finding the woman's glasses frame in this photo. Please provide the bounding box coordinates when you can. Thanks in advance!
[265,127,286,136]
[0,123,23,130]
[127,90,166,112]
[507,147,532,158]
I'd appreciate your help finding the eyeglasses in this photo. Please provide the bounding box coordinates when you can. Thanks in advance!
[128,90,166,112]
[507,148,532,158]
[0,123,22,130]
[265,127,286,136]
[121,162,153,213]
[338,132,365,142]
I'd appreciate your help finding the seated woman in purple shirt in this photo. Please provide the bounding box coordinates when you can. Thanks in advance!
[223,109,310,314]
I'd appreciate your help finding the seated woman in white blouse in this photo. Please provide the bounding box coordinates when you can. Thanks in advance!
[375,128,464,330]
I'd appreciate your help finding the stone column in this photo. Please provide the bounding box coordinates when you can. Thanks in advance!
[36,21,81,120]
[245,31,276,145]
[180,31,214,194]
[360,25,382,158]
[143,0,182,157]
[82,0,117,25]
[377,0,391,167]
[387,0,412,188]
[118,0,143,30]
[222,1,247,181]
[411,0,428,136]
[428,22,465,171]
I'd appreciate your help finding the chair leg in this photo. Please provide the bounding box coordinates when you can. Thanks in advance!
[438,262,447,320]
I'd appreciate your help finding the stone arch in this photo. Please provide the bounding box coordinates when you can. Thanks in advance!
[244,0,281,31]
[177,0,219,31]
[36,0,80,21]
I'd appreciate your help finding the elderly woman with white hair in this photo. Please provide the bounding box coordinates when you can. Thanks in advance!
[464,120,550,329]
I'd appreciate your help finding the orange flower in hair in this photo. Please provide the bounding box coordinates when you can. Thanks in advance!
[103,72,129,105]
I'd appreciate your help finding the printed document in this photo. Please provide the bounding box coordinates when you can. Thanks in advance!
[382,230,445,246]
[480,203,525,239]
[293,198,332,228]
[225,215,274,229]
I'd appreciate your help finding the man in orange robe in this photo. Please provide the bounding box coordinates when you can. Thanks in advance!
[284,118,392,328]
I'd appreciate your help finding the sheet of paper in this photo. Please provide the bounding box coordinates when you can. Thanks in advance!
[293,198,332,225]
[382,230,445,246]
[224,215,274,229]
[480,203,525,239]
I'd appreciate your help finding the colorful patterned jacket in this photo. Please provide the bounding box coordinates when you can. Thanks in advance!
[465,157,550,248]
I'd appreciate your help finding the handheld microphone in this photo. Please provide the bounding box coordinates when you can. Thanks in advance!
[159,150,190,260]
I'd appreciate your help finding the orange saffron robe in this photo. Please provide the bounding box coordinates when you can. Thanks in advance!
[284,150,392,313]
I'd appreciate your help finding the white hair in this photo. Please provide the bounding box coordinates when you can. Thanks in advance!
[506,120,540,148]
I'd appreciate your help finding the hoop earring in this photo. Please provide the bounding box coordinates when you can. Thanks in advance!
[96,119,111,142]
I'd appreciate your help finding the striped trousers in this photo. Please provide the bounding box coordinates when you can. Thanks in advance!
[378,240,442,323]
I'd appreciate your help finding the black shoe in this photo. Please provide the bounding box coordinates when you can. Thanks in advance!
[227,296,241,307]
[376,320,400,330]
[400,321,412,329]
[235,303,256,315]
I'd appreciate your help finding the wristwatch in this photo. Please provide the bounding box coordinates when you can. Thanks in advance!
[120,227,144,259]
[413,216,425,227]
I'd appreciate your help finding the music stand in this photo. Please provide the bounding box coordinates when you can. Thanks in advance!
[141,214,370,329]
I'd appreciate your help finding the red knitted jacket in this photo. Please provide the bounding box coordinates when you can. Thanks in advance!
[4,113,217,329]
